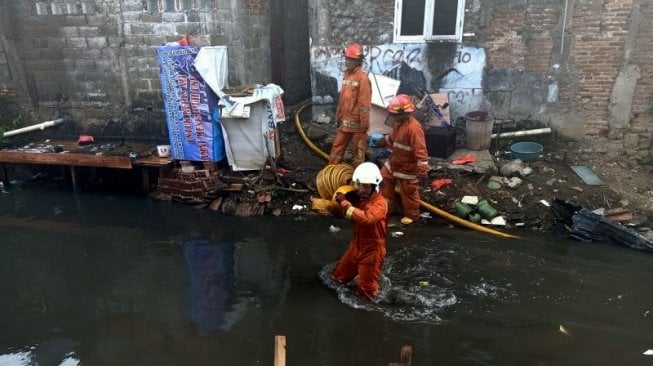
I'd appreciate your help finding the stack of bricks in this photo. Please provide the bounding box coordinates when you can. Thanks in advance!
[156,169,220,201]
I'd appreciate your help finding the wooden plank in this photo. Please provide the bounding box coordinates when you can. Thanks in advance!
[133,156,173,167]
[0,151,133,169]
[274,335,286,366]
[400,345,412,366]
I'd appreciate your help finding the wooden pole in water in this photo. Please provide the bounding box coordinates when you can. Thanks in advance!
[388,344,412,366]
[274,335,286,366]
[400,345,412,365]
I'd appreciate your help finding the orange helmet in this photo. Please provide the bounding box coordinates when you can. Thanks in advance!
[386,94,416,114]
[343,43,364,60]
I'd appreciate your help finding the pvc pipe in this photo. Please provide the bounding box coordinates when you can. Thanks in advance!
[294,101,519,239]
[3,118,65,137]
[491,127,551,139]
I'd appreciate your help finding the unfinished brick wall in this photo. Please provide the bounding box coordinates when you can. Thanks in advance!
[485,6,527,69]
[558,0,631,137]
[629,0,653,156]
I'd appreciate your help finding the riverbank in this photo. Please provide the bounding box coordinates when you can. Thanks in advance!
[276,104,653,237]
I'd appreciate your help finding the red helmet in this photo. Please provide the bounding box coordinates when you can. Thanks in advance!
[343,43,364,60]
[386,94,416,114]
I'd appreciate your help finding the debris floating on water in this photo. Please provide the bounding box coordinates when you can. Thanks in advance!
[558,325,569,335]
[328,225,340,233]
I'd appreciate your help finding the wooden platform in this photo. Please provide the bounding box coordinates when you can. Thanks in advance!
[0,139,173,191]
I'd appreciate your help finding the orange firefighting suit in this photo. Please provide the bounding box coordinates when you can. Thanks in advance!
[332,191,388,300]
[378,115,430,220]
[328,65,372,168]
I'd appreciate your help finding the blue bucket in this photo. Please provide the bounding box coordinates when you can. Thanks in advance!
[510,142,543,162]
[369,133,384,148]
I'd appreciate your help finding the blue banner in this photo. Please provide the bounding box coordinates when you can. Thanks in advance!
[157,45,225,162]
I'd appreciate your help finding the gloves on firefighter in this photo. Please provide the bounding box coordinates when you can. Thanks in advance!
[311,198,340,216]
[335,192,352,208]
[418,162,430,178]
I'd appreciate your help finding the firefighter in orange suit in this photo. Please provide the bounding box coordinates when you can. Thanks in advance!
[377,94,430,225]
[332,162,388,300]
[328,43,372,169]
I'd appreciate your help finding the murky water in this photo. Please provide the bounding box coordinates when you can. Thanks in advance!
[1,186,652,365]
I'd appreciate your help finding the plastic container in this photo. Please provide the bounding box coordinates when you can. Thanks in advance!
[477,199,498,219]
[468,213,482,223]
[425,126,456,158]
[510,142,543,162]
[454,199,473,218]
[157,145,171,158]
[465,111,494,150]
[368,133,384,148]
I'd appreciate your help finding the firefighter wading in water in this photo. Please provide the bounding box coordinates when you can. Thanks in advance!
[377,94,430,225]
[331,162,388,300]
[328,43,372,169]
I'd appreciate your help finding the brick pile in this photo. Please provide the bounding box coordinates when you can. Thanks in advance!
[156,169,220,201]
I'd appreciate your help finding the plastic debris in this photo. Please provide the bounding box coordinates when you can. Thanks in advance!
[480,216,506,226]
[277,167,290,175]
[419,281,430,286]
[452,154,477,165]
[328,225,340,233]
[391,231,404,238]
[559,325,569,335]
[431,178,453,191]
[420,212,432,219]
[487,180,502,190]
[490,216,506,226]
[643,350,653,356]
[461,196,479,205]
[292,204,305,211]
[539,199,551,207]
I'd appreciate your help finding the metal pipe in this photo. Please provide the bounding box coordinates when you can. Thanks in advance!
[491,127,552,139]
[2,118,65,137]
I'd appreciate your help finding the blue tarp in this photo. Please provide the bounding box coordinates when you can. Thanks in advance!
[157,45,225,162]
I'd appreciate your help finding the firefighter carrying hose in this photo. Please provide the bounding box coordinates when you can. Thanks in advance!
[377,94,430,225]
[311,162,388,300]
[328,43,372,169]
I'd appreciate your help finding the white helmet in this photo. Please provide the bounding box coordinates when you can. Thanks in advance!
[352,162,382,186]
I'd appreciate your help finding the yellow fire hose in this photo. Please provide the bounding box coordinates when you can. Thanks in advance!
[294,100,519,239]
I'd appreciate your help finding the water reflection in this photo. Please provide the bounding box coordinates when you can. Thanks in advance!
[181,235,288,335]
[182,239,238,335]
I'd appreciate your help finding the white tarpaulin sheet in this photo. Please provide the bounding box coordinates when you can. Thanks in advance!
[193,46,229,99]
[194,48,285,171]
[220,84,285,171]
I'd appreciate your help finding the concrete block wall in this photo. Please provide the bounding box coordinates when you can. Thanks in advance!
[309,0,653,157]
[0,0,273,136]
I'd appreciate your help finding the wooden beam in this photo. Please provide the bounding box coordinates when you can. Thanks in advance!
[0,151,133,169]
[0,163,7,184]
[400,345,412,366]
[70,166,78,192]
[274,335,286,366]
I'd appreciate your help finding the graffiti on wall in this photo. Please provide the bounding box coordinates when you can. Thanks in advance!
[439,46,486,116]
[310,44,487,119]
[310,44,430,104]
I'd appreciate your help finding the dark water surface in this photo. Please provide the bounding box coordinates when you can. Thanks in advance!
[1,187,652,365]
